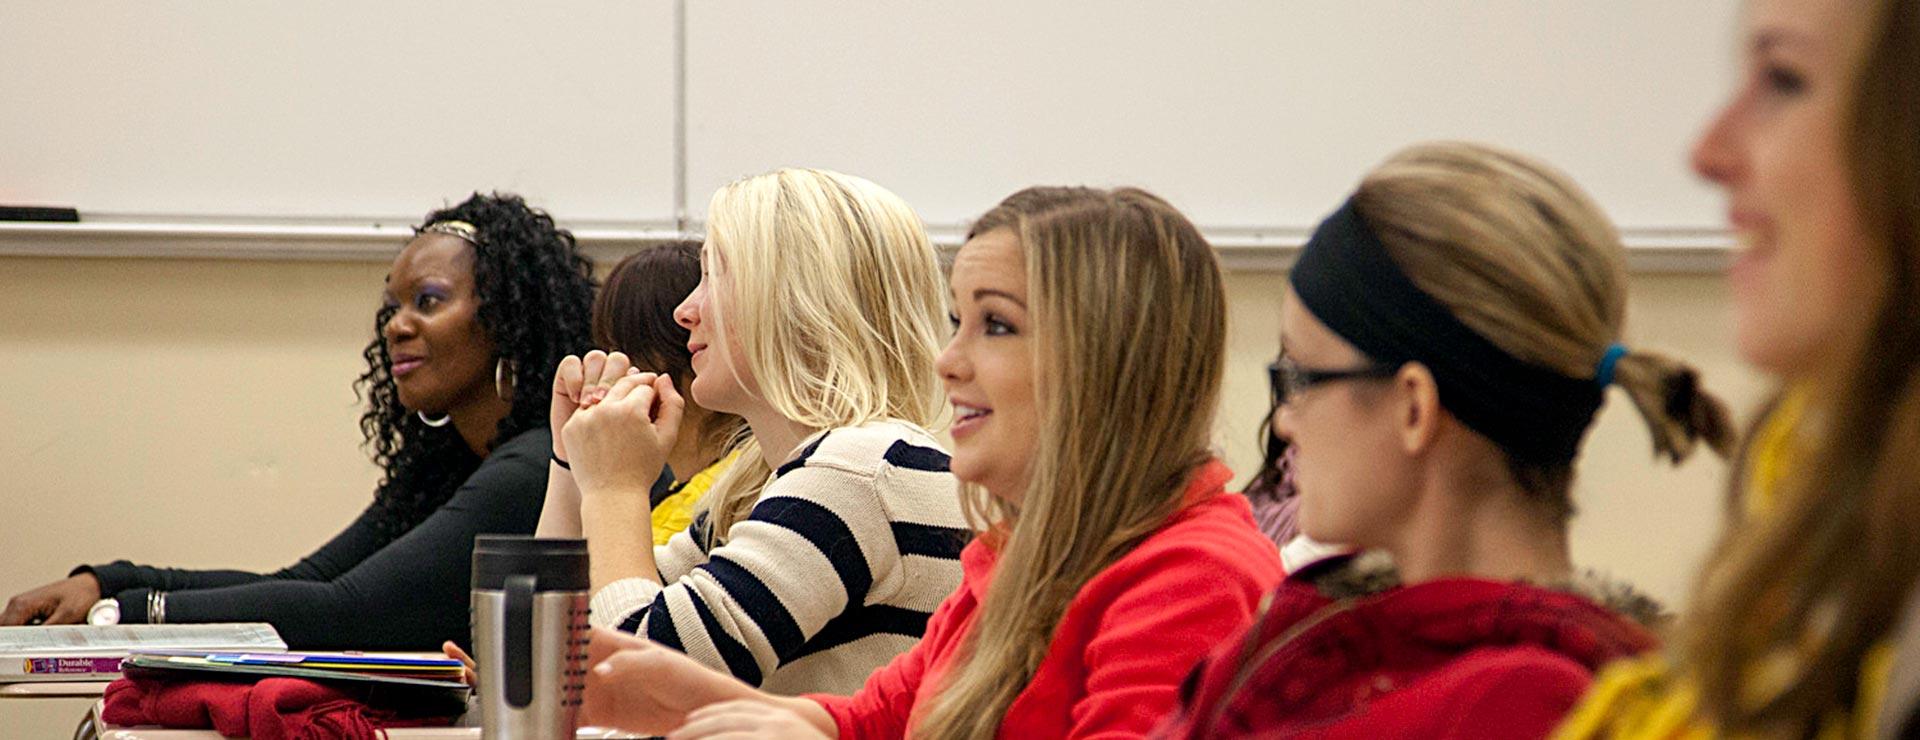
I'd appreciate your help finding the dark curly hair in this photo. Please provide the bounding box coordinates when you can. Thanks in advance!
[354,193,597,536]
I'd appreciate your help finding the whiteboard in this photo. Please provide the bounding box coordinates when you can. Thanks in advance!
[0,1,1742,257]
[685,1,1741,232]
[0,1,677,224]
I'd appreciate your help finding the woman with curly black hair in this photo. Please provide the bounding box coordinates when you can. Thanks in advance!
[0,193,597,650]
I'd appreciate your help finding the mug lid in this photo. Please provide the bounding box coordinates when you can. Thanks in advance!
[472,535,590,591]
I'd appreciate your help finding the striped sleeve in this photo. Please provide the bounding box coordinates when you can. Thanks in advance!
[587,450,911,686]
[587,513,712,632]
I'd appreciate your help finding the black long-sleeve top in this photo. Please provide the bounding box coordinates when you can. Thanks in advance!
[80,428,550,650]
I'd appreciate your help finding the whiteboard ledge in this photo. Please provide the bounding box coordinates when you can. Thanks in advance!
[0,221,1732,274]
[0,221,691,265]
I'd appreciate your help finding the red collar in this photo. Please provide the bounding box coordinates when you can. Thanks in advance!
[1266,575,1658,673]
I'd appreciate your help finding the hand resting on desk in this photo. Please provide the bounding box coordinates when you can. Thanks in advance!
[1,572,102,625]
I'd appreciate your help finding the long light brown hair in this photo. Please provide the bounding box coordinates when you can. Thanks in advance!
[1684,0,1920,730]
[912,187,1227,739]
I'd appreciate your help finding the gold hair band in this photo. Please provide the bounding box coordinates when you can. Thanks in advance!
[419,219,482,246]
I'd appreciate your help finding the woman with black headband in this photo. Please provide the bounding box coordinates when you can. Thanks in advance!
[1156,142,1733,738]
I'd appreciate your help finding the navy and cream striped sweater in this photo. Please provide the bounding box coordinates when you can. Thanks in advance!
[588,420,971,695]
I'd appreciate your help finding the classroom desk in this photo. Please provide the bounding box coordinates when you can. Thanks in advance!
[4,653,639,738]
[0,681,113,698]
[84,701,644,739]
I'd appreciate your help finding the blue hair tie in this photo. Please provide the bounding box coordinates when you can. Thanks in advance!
[1594,343,1629,388]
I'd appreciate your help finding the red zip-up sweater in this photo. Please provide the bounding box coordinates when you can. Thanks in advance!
[808,460,1285,738]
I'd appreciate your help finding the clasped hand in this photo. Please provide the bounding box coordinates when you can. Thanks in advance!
[552,350,684,498]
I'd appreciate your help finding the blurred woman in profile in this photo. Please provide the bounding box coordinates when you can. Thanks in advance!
[1557,0,1920,737]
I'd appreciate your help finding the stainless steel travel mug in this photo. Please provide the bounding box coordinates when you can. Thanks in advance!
[471,536,590,740]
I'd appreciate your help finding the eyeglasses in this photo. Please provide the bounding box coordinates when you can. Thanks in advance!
[1268,356,1401,406]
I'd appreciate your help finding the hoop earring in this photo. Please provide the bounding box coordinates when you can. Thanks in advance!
[417,411,452,428]
[495,359,514,402]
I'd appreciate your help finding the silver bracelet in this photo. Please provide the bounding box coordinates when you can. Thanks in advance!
[147,591,167,624]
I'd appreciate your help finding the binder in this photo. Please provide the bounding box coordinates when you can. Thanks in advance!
[121,653,470,714]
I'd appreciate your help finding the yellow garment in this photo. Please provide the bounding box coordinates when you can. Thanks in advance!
[651,449,740,546]
[1553,391,1892,739]
[1741,391,1806,519]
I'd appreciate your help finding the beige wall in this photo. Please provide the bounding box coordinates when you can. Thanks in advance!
[1,256,389,734]
[0,256,1763,733]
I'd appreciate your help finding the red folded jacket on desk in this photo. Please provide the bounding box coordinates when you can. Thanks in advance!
[102,675,457,740]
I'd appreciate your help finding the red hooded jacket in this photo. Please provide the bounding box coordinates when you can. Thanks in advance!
[1156,555,1660,739]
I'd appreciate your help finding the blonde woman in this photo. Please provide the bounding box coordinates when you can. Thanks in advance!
[548,168,969,696]
[1558,0,1920,736]
[573,187,1285,738]
[1159,142,1731,738]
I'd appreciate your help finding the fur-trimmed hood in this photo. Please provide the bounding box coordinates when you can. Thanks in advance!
[1296,549,1668,629]
[1159,551,1666,739]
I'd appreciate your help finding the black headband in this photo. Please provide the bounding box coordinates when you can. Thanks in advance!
[1289,199,1603,464]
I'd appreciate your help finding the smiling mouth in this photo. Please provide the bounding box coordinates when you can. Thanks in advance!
[951,404,993,437]
[391,356,426,376]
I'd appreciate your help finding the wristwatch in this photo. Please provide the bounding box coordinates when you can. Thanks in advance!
[86,597,120,625]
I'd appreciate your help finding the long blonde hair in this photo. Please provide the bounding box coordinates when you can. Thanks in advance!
[1684,0,1920,730]
[1353,142,1733,521]
[913,187,1227,739]
[695,168,949,540]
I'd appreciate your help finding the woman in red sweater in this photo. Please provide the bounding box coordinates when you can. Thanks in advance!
[1156,142,1733,739]
[575,186,1284,738]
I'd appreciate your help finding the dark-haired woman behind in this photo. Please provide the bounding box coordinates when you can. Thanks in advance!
[0,193,597,650]
[537,241,745,545]
[1244,415,1301,547]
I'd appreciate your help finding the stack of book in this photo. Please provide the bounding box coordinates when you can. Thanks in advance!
[0,623,286,682]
